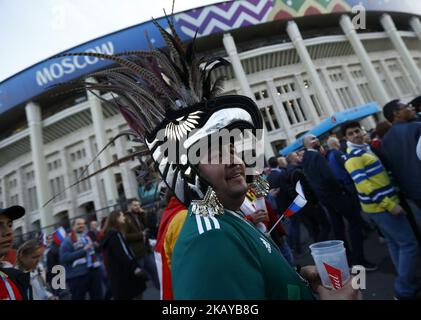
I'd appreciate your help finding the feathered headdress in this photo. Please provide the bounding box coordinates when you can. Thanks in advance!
[51,11,263,209]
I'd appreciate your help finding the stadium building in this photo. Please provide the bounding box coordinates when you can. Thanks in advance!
[1,0,421,238]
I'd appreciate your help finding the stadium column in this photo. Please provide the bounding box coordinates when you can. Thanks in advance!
[223,33,275,158]
[113,129,139,200]
[82,139,103,219]
[16,168,30,234]
[25,102,54,229]
[380,14,421,92]
[286,21,335,117]
[87,78,119,209]
[340,15,390,107]
[410,17,421,44]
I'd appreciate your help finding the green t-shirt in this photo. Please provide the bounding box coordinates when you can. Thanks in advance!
[172,208,314,300]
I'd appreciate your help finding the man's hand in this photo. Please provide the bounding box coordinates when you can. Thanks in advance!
[317,280,362,300]
[83,242,94,251]
[249,210,269,224]
[299,265,362,300]
[390,204,406,216]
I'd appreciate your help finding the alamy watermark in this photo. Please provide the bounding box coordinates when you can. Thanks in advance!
[352,3,366,30]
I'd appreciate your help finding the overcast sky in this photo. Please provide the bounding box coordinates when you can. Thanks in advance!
[0,0,224,82]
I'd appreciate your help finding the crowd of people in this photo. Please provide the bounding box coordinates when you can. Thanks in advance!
[1,98,420,301]
[1,198,161,300]
[261,97,421,300]
[2,13,421,300]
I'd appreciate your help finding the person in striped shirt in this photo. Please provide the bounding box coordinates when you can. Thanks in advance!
[341,121,420,300]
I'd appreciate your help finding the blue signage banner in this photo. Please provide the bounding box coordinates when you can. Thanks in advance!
[1,0,421,115]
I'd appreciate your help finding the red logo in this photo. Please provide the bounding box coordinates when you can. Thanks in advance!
[323,262,343,289]
[331,116,337,124]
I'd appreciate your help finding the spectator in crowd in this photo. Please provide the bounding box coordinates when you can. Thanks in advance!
[87,221,100,251]
[326,136,355,195]
[60,218,103,300]
[277,156,288,170]
[101,211,146,300]
[409,95,421,121]
[1,206,31,300]
[46,230,67,299]
[286,151,330,243]
[382,100,421,217]
[301,134,376,270]
[17,239,57,300]
[267,157,300,254]
[341,121,419,300]
[371,121,392,151]
[155,194,188,300]
[125,199,159,289]
[266,157,290,216]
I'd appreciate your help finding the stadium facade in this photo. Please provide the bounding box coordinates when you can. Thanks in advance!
[1,0,421,237]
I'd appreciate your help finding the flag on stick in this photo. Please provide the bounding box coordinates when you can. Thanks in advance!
[267,181,307,234]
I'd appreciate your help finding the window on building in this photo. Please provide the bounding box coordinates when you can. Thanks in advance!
[254,89,268,101]
[386,59,415,96]
[275,79,311,125]
[267,106,280,129]
[326,67,356,109]
[9,194,19,206]
[27,186,38,212]
[260,105,281,131]
[260,108,272,130]
[310,94,323,117]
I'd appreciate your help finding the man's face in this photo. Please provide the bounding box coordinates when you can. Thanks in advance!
[130,201,143,214]
[198,144,248,208]
[90,221,98,231]
[305,135,321,149]
[395,103,417,122]
[74,218,86,234]
[345,126,365,145]
[277,157,288,168]
[288,152,300,165]
[0,215,13,257]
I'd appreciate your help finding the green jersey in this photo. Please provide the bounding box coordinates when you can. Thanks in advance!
[172,208,314,300]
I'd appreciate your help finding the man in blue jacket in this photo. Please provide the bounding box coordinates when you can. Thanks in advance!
[60,218,103,300]
[301,134,377,270]
[382,100,421,218]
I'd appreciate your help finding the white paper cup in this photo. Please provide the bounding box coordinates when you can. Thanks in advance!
[309,240,350,289]
[252,197,267,212]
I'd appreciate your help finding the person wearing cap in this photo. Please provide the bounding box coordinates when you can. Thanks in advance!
[0,205,32,300]
[381,100,421,215]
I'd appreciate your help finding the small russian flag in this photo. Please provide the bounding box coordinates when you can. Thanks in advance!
[283,181,307,218]
[52,227,67,245]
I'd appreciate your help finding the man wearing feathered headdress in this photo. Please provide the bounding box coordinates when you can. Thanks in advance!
[56,10,361,300]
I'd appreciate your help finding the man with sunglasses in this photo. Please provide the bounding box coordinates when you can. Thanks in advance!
[382,100,421,215]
